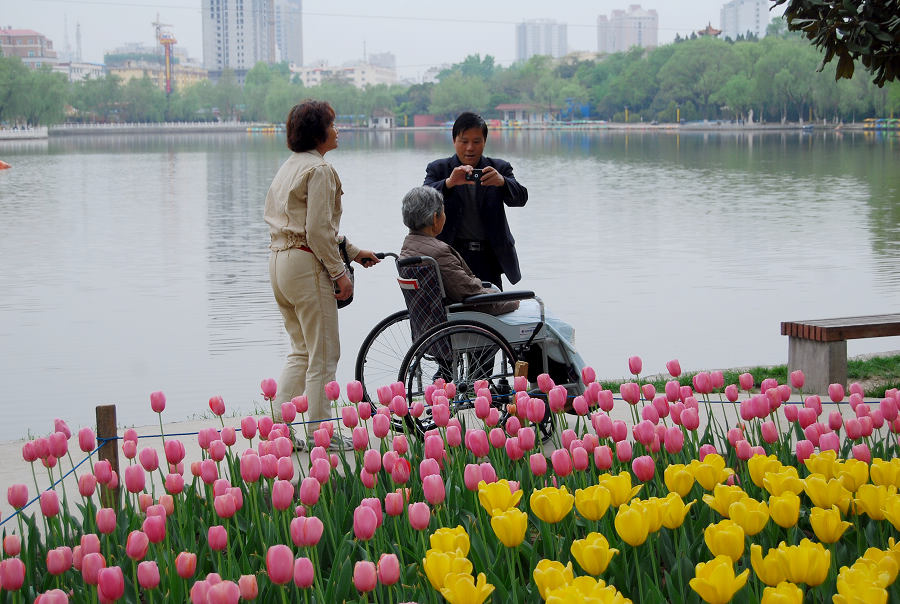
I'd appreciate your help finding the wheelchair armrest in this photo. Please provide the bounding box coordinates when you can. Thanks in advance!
[448,290,535,311]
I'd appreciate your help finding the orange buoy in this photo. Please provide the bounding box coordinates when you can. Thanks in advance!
[0,160,10,170]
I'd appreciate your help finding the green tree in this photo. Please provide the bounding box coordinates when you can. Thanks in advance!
[771,0,900,85]
[429,72,490,117]
[0,57,30,124]
[120,76,165,122]
[263,78,305,123]
[70,74,123,122]
[18,67,68,125]
[214,69,243,120]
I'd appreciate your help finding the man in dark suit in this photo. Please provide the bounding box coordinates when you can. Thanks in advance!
[423,112,528,288]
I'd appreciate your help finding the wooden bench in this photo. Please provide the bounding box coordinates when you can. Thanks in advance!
[781,314,900,393]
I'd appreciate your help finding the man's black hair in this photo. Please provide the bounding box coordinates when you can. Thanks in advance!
[452,112,488,139]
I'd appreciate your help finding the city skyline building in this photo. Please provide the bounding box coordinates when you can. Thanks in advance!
[201,0,276,81]
[273,0,302,66]
[515,19,567,62]
[0,28,59,69]
[720,0,771,40]
[597,4,658,54]
[291,60,397,89]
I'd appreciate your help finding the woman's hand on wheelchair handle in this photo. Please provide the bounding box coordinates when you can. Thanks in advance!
[354,249,381,268]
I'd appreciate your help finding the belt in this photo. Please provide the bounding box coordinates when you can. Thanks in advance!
[456,239,488,252]
[293,245,314,253]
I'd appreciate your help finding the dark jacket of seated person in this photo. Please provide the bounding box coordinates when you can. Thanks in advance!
[400,233,520,316]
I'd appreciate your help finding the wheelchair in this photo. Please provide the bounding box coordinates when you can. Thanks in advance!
[354,252,585,440]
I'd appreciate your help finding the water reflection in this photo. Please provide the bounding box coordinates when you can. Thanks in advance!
[0,130,897,440]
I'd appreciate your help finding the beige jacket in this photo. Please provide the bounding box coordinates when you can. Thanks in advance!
[400,233,519,315]
[264,150,359,280]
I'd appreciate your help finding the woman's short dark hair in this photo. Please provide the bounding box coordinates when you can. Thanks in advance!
[285,100,336,152]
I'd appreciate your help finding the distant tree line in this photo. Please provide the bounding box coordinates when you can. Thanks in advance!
[2,21,899,127]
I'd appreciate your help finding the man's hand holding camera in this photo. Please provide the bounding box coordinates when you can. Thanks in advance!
[445,165,505,189]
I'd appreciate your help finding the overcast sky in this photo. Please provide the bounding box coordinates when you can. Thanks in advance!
[6,1,785,79]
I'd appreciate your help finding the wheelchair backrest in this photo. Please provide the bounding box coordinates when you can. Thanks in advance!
[396,256,449,346]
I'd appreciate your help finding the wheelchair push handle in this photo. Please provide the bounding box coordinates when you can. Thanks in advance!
[375,252,398,261]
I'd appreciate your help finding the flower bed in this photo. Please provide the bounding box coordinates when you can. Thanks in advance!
[2,357,900,603]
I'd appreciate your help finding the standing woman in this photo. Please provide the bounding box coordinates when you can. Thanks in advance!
[264,100,379,449]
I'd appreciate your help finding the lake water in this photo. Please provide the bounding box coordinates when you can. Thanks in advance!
[1,129,898,441]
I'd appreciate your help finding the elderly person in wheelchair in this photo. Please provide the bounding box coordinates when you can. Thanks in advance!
[393,186,585,436]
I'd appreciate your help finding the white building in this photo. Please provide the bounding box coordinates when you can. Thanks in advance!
[201,0,276,79]
[720,0,770,40]
[516,19,567,62]
[52,61,104,82]
[290,61,397,89]
[597,5,658,54]
[273,0,302,66]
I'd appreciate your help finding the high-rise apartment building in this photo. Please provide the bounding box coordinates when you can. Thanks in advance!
[273,0,302,66]
[597,5,658,54]
[720,0,770,40]
[202,0,276,80]
[516,19,567,62]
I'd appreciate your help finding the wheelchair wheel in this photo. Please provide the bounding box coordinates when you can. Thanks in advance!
[354,310,411,404]
[398,320,517,437]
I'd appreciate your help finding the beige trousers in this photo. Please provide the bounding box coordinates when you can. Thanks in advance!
[269,248,339,438]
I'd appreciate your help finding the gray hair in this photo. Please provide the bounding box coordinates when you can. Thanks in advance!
[401,186,444,231]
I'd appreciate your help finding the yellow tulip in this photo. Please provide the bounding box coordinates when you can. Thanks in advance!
[661,492,695,529]
[837,458,870,492]
[702,484,748,518]
[809,505,851,544]
[530,485,575,524]
[423,550,473,590]
[728,497,769,536]
[570,532,620,576]
[853,484,897,520]
[614,502,650,546]
[803,473,851,514]
[477,479,522,517]
[545,576,632,604]
[762,467,804,496]
[533,559,574,600]
[856,547,899,586]
[690,454,733,491]
[689,554,750,604]
[664,463,695,497]
[575,484,612,521]
[439,572,495,604]
[870,457,900,487]
[751,544,787,587]
[704,519,745,563]
[597,471,642,507]
[636,497,664,532]
[778,538,830,586]
[833,565,889,604]
[768,491,800,528]
[748,454,783,488]
[429,525,470,556]
[803,450,838,479]
[760,581,804,604]
[490,508,527,548]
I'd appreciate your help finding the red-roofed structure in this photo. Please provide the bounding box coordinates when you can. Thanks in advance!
[0,28,58,69]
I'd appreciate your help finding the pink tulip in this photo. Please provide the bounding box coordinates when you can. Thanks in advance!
[480,462,497,484]
[423,474,446,505]
[692,372,711,394]
[503,437,523,461]
[547,386,566,412]
[641,404,660,425]
[735,439,752,460]
[845,417,862,440]
[828,383,845,403]
[289,557,314,589]
[3,535,20,557]
[92,507,115,535]
[661,358,680,378]
[354,560,378,593]
[698,444,718,460]
[266,544,293,585]
[620,382,640,405]
[213,493,237,519]
[525,453,546,476]
[572,446,589,471]
[593,389,612,413]
[174,551,197,579]
[664,427,684,453]
[1,557,26,591]
[98,566,125,601]
[353,505,378,540]
[761,421,778,444]
[137,561,160,590]
[633,420,655,444]
[385,491,404,516]
[664,380,680,403]
[46,546,73,575]
[344,380,363,404]
[549,449,571,476]
[291,516,324,547]
[735,372,752,391]
[138,447,159,473]
[819,431,840,452]
[828,411,844,431]
[783,404,799,422]
[205,395,224,416]
[680,385,694,402]
[722,384,738,402]
[271,480,294,510]
[627,355,642,375]
[632,455,655,481]
[487,427,505,449]
[681,408,700,431]
[847,441,872,463]
[859,415,874,437]
[74,428,96,455]
[786,370,804,390]
[518,426,536,451]
[592,412,612,438]
[8,483,28,509]
[125,530,149,561]
[323,380,340,401]
[391,458,411,484]
[465,429,490,458]
[200,459,218,484]
[40,490,60,517]
[408,502,430,530]
[616,440,632,463]
[611,419,628,442]
[260,378,277,400]
[377,553,400,586]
